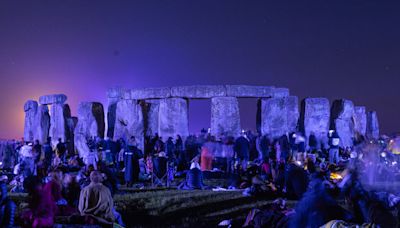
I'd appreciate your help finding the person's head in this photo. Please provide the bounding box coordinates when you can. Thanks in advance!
[35,139,40,145]
[58,138,62,142]
[87,165,95,174]
[90,171,103,184]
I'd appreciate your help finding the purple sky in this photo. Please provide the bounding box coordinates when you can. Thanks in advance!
[0,1,399,139]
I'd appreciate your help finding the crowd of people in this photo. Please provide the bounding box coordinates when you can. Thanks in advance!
[0,128,399,227]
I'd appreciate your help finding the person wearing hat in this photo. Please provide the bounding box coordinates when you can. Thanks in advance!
[328,131,341,164]
[178,157,205,190]
[0,175,15,227]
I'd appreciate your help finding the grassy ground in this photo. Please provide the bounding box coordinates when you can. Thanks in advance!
[10,186,292,227]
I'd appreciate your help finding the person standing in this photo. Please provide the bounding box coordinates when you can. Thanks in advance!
[201,136,214,171]
[234,134,250,171]
[256,135,271,161]
[328,131,340,164]
[56,138,66,163]
[43,138,53,171]
[124,137,143,187]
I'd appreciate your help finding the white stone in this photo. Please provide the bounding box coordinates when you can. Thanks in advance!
[158,98,189,140]
[114,100,144,150]
[211,97,241,137]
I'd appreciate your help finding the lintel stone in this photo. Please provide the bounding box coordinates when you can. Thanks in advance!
[225,85,274,97]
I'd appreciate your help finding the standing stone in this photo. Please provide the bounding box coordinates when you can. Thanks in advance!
[225,85,274,97]
[36,105,50,144]
[74,102,105,139]
[114,100,144,150]
[260,96,299,139]
[300,98,330,148]
[331,100,355,148]
[141,100,160,137]
[158,98,189,140]
[24,100,39,142]
[106,88,123,138]
[353,106,367,136]
[210,97,241,137]
[49,103,67,146]
[366,111,379,140]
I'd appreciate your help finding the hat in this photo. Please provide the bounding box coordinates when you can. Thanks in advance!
[0,175,8,182]
[190,162,200,170]
[158,152,167,157]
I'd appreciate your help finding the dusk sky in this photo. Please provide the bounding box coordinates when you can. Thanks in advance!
[0,1,399,139]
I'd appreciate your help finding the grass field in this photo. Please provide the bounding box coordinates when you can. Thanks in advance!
[10,187,295,227]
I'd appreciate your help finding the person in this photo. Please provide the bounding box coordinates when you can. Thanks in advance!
[19,142,35,177]
[328,131,340,164]
[43,137,53,171]
[44,170,65,205]
[22,176,57,228]
[295,133,306,158]
[178,158,205,190]
[175,135,186,171]
[62,173,81,208]
[78,171,117,225]
[201,136,215,171]
[124,137,143,187]
[0,176,16,227]
[279,134,291,161]
[33,140,42,163]
[165,137,176,162]
[56,138,66,162]
[284,159,308,200]
[289,176,353,228]
[308,133,318,152]
[257,135,271,161]
[234,134,250,171]
[222,136,235,174]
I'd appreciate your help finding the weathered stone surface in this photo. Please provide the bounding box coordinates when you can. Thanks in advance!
[106,87,124,98]
[114,100,144,150]
[260,96,299,139]
[24,101,50,143]
[170,85,226,98]
[300,98,330,148]
[366,111,379,139]
[125,87,171,100]
[331,99,355,148]
[75,134,91,161]
[36,105,50,143]
[353,106,367,136]
[39,94,67,105]
[158,98,189,140]
[211,97,241,137]
[49,103,67,146]
[24,100,39,142]
[225,85,274,97]
[273,88,290,98]
[106,97,121,138]
[141,100,160,137]
[74,102,105,140]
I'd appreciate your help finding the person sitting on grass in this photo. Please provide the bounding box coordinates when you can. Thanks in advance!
[78,171,124,226]
[178,158,206,190]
